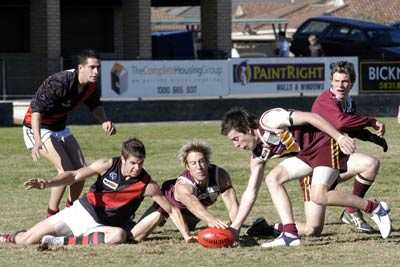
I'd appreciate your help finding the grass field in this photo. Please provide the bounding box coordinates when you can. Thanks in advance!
[0,119,399,267]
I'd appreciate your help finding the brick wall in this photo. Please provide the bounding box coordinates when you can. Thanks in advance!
[201,0,232,55]
[122,0,151,59]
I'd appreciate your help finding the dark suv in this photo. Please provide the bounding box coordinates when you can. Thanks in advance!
[290,16,400,59]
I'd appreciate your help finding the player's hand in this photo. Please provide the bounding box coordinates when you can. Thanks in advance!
[373,120,385,137]
[337,135,356,155]
[24,178,48,190]
[102,121,116,136]
[207,218,229,229]
[31,142,44,161]
[229,227,240,241]
[184,235,197,243]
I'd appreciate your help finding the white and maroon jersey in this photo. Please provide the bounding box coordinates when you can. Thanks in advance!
[253,108,338,164]
[79,157,151,227]
[162,164,232,211]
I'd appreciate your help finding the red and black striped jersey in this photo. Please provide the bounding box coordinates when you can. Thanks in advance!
[79,157,151,227]
[23,69,102,131]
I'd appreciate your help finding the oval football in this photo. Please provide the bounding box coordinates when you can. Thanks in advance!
[197,227,235,248]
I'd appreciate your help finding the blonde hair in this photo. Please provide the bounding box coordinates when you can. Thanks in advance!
[177,140,212,166]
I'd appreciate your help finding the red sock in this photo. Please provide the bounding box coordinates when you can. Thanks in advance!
[47,208,59,218]
[346,175,373,213]
[364,200,379,214]
[275,223,284,232]
[283,223,298,237]
[65,232,105,245]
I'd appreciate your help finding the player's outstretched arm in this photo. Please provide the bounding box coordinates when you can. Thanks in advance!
[218,169,239,223]
[24,159,112,190]
[175,181,228,229]
[146,181,193,242]
[230,158,265,233]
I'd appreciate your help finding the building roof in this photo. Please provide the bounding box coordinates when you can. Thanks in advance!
[331,0,400,24]
[151,0,400,34]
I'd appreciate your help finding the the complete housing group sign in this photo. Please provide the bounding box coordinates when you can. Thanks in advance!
[101,57,359,99]
[360,61,400,92]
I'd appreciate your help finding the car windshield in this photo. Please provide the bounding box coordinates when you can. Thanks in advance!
[367,29,400,46]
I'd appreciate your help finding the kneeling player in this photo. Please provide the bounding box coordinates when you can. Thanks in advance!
[221,107,391,248]
[136,140,239,239]
[0,138,190,247]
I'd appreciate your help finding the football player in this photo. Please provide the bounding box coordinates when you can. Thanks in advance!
[22,49,116,217]
[0,138,190,247]
[135,140,239,240]
[221,107,391,248]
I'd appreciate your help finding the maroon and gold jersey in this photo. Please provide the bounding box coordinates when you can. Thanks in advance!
[256,108,347,170]
[23,70,101,131]
[79,157,151,227]
[312,90,376,131]
[162,164,231,211]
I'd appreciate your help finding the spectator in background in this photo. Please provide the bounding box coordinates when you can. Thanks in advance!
[275,31,290,57]
[308,34,325,57]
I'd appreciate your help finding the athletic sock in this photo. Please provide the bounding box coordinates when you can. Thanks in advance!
[64,232,105,245]
[346,175,373,213]
[275,223,284,233]
[0,230,26,244]
[364,200,379,214]
[47,208,59,218]
[282,223,298,237]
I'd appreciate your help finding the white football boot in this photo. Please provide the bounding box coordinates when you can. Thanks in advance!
[370,201,391,239]
[260,232,300,248]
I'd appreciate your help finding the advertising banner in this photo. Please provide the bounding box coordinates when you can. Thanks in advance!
[360,61,400,92]
[101,60,229,99]
[229,57,359,96]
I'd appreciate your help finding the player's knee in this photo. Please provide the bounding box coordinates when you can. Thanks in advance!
[368,157,380,174]
[106,228,127,244]
[265,167,286,186]
[310,192,327,206]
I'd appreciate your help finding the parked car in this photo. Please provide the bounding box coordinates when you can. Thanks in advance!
[290,16,400,60]
[390,21,400,30]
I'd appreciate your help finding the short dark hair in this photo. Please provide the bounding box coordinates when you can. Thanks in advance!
[221,107,258,136]
[121,138,146,159]
[330,61,356,84]
[77,49,100,66]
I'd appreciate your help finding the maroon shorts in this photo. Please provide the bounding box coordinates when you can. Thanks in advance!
[297,138,348,171]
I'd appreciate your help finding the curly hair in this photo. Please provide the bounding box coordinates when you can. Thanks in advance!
[177,140,211,166]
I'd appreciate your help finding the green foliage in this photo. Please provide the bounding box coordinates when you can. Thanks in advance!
[0,119,399,266]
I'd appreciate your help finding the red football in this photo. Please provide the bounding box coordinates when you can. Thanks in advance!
[197,227,235,248]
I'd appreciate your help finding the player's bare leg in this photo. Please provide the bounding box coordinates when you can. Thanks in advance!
[39,137,76,215]
[338,153,379,233]
[296,201,326,237]
[63,135,86,205]
[310,167,391,238]
[132,211,164,241]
